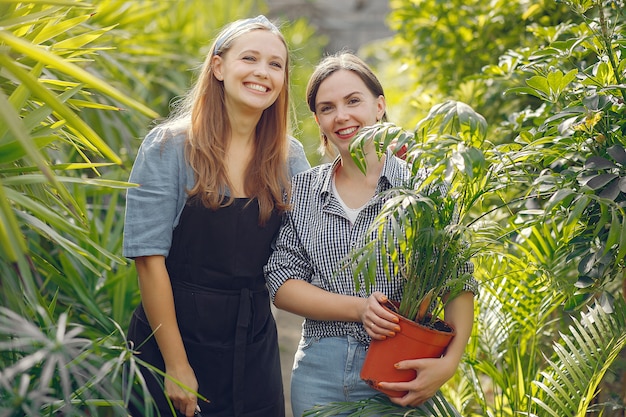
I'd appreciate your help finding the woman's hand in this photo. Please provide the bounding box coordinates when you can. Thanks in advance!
[377,355,457,407]
[360,292,401,340]
[164,363,199,417]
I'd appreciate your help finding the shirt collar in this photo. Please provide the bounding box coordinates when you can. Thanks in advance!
[319,148,409,199]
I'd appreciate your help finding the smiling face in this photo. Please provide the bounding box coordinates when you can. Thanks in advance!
[211,30,287,115]
[313,69,386,156]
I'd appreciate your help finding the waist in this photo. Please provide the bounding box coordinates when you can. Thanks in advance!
[167,262,268,292]
[302,319,370,347]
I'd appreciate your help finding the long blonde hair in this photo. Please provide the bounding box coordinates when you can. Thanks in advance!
[168,16,291,225]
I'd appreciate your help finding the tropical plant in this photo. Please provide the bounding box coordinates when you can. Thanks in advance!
[347,101,491,327]
[372,0,577,132]
[489,0,626,311]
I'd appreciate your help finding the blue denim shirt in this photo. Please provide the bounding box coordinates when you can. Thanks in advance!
[122,123,311,259]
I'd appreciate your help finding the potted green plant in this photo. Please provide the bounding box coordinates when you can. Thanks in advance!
[346,100,489,397]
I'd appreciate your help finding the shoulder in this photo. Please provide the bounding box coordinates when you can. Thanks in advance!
[287,135,305,153]
[287,135,311,177]
[129,121,192,186]
[132,122,190,175]
[382,150,411,188]
[292,163,332,188]
[287,164,332,212]
[140,121,188,154]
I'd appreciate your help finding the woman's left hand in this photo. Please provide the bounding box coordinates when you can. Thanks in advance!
[377,356,456,407]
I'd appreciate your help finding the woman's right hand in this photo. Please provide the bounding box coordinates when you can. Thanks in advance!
[361,292,401,340]
[165,364,199,417]
[135,256,199,417]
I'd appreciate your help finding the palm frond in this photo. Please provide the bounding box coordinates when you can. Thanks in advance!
[531,297,626,417]
[303,392,461,417]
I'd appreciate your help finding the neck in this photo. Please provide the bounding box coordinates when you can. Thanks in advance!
[337,144,385,180]
[226,105,262,145]
[336,156,385,189]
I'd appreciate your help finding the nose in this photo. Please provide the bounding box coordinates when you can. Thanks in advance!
[253,65,269,79]
[335,105,349,122]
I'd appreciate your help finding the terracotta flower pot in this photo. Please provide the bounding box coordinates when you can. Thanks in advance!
[360,302,455,397]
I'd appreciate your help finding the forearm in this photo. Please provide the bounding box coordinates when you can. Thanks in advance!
[274,278,366,322]
[135,255,190,371]
[442,291,474,365]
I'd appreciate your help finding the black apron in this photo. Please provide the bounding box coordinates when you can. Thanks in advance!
[128,197,285,417]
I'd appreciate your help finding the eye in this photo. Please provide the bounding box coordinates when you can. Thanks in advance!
[270,61,283,69]
[318,105,333,114]
[348,97,361,105]
[242,55,256,62]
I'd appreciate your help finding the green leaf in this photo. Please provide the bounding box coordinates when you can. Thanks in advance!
[0,183,27,261]
[585,173,618,190]
[604,212,621,254]
[506,86,546,99]
[584,156,617,170]
[526,76,550,96]
[0,56,115,160]
[598,178,620,200]
[607,145,626,166]
[32,13,94,45]
[565,195,590,226]
[545,188,574,211]
[0,29,158,119]
[615,216,626,261]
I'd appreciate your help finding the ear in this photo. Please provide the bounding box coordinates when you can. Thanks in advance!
[212,55,224,81]
[314,114,320,126]
[376,95,386,121]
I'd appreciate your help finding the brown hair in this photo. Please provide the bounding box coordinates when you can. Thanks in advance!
[305,52,387,156]
[167,16,291,225]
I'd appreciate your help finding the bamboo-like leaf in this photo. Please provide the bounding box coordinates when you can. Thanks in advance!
[565,195,590,226]
[616,216,626,261]
[6,188,84,235]
[0,137,56,164]
[0,29,158,119]
[604,211,621,254]
[0,55,119,162]
[0,183,27,262]
[32,13,94,45]
[545,188,574,211]
[0,0,91,5]
[55,27,117,54]
[592,203,611,237]
[16,210,124,274]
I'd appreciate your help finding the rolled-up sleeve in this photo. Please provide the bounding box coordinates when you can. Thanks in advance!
[265,204,313,302]
[123,127,188,258]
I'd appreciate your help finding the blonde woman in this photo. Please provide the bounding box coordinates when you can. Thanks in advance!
[123,16,309,417]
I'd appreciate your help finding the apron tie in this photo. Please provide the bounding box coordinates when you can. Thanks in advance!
[233,287,253,416]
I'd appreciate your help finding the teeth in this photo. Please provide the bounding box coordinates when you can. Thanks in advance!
[338,127,357,135]
[246,83,268,92]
